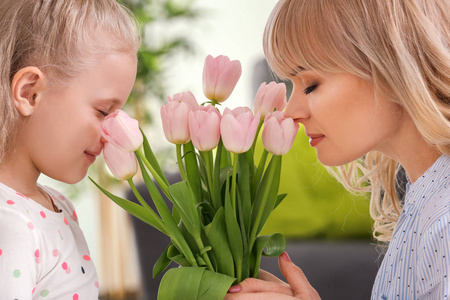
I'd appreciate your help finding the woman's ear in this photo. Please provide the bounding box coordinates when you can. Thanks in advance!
[10,67,46,117]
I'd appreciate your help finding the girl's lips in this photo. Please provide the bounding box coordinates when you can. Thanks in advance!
[306,133,325,147]
[84,151,99,163]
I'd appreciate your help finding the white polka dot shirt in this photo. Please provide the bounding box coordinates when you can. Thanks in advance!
[372,155,450,299]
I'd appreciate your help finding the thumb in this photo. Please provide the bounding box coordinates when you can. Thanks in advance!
[279,252,321,299]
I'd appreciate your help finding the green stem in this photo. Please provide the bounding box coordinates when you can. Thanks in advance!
[176,144,188,182]
[231,152,239,213]
[252,149,269,198]
[250,120,264,155]
[194,236,214,272]
[202,150,214,198]
[136,149,169,197]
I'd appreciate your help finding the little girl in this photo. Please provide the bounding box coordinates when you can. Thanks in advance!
[226,0,450,299]
[0,0,140,298]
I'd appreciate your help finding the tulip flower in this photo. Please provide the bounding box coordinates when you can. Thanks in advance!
[189,105,221,151]
[203,55,242,103]
[161,92,199,144]
[220,107,260,153]
[103,142,138,180]
[100,110,143,152]
[262,111,299,155]
[168,91,199,110]
[253,82,287,119]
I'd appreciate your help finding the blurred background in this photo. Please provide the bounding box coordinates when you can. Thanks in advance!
[40,0,381,299]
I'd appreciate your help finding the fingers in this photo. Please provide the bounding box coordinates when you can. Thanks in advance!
[279,252,321,300]
[259,269,286,284]
[229,277,293,296]
[225,292,298,300]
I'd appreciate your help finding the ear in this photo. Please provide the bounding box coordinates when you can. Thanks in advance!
[10,67,46,117]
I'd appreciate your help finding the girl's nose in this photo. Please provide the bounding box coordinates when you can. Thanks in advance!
[284,83,310,122]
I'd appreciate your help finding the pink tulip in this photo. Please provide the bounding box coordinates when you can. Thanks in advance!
[100,110,143,152]
[253,82,287,119]
[262,111,299,155]
[168,91,199,110]
[220,107,261,153]
[189,105,221,151]
[161,92,200,144]
[103,142,138,180]
[203,55,242,103]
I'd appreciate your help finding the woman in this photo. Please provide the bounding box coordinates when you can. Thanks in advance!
[226,0,450,298]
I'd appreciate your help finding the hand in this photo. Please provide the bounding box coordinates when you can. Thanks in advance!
[224,252,321,300]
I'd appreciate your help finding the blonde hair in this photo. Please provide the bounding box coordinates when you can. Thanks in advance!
[264,0,450,243]
[0,0,141,162]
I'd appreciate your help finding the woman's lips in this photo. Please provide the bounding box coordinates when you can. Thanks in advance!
[306,133,325,147]
[84,151,99,163]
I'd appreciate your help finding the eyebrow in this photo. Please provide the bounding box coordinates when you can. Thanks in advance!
[95,97,123,105]
[289,66,306,76]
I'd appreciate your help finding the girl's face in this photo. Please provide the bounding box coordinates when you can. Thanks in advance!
[20,52,137,183]
[284,71,405,166]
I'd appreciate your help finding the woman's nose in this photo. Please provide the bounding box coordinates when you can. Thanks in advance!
[284,84,310,122]
[100,135,108,144]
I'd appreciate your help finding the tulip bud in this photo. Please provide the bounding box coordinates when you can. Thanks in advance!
[253,82,287,119]
[203,55,242,103]
[220,107,260,154]
[103,142,138,180]
[189,105,221,151]
[262,111,299,155]
[161,93,198,144]
[100,110,143,152]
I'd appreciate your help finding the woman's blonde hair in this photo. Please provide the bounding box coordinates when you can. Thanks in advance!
[264,0,450,243]
[0,0,141,163]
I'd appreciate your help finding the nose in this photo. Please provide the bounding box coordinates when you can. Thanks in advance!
[100,135,108,144]
[283,82,310,123]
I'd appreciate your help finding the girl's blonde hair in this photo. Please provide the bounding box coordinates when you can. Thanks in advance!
[264,0,450,243]
[0,0,141,163]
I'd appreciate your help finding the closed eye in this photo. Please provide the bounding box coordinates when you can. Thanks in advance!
[304,85,317,95]
[98,110,109,117]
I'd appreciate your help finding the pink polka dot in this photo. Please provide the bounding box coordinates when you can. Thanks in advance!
[35,249,40,258]
[6,200,15,205]
[40,211,46,218]
[83,255,91,261]
[52,249,59,257]
[32,287,36,294]
[72,210,78,221]
[0,249,2,256]
[64,217,69,225]
[16,193,29,199]
[28,222,35,230]
[35,249,41,264]
[73,294,79,300]
[95,281,99,288]
[62,262,68,270]
[58,195,66,201]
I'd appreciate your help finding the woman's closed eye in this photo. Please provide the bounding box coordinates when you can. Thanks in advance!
[97,110,109,117]
[304,84,318,95]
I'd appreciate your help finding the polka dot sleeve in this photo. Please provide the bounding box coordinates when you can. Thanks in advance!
[417,214,450,299]
[0,207,40,299]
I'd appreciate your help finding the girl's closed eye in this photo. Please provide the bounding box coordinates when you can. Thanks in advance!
[97,109,110,118]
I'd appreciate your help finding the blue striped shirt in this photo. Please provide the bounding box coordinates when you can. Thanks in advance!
[372,155,450,299]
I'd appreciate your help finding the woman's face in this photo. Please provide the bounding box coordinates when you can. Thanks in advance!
[284,71,405,166]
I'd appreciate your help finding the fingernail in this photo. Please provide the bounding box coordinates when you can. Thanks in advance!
[281,251,291,262]
[228,285,242,293]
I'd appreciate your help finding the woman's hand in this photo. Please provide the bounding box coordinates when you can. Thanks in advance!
[225,252,321,300]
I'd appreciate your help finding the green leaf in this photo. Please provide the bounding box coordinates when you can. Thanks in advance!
[89,177,167,234]
[224,178,244,282]
[158,267,236,300]
[167,244,192,267]
[184,142,202,202]
[136,157,197,267]
[251,233,286,278]
[204,208,235,277]
[274,193,287,210]
[153,244,172,278]
[237,153,252,234]
[168,181,201,237]
[141,128,169,186]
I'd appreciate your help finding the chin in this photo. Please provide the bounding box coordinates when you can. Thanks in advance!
[316,152,359,167]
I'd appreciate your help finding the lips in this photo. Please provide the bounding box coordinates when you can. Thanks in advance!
[306,133,325,147]
[84,151,100,163]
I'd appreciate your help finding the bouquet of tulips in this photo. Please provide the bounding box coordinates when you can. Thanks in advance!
[91,55,299,299]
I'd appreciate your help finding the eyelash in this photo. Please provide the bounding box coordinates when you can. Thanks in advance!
[304,84,317,95]
[98,110,109,117]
